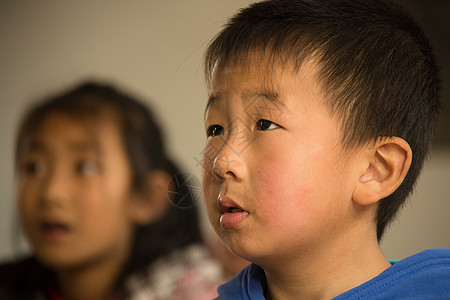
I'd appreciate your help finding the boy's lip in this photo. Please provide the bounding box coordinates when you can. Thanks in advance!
[218,195,249,229]
[218,195,247,214]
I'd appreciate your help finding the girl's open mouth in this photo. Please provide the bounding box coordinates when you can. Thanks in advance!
[40,221,70,240]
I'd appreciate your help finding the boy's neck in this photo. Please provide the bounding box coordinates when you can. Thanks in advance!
[262,226,390,300]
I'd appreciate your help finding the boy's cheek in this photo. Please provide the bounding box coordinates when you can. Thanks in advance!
[201,177,217,210]
[255,162,312,211]
[201,176,223,230]
[201,188,221,232]
[200,142,216,170]
[201,167,216,206]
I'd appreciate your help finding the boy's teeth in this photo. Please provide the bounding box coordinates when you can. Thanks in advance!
[229,207,244,213]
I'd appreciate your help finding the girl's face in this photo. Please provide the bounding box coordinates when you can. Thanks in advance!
[17,112,137,271]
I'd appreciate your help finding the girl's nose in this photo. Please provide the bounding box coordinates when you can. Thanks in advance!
[40,167,67,208]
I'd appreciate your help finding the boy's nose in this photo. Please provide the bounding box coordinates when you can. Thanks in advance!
[211,133,247,181]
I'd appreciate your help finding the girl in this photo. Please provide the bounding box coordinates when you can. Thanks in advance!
[0,82,223,300]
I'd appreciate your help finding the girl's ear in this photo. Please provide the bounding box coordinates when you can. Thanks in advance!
[128,170,172,225]
[353,137,412,206]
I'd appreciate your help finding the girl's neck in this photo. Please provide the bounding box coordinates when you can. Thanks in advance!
[54,250,128,300]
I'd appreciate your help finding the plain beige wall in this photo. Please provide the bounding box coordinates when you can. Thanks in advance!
[0,1,448,263]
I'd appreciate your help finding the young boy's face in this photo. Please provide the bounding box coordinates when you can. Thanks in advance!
[17,112,136,270]
[202,59,364,266]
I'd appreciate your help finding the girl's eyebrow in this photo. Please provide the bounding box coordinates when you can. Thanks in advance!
[26,140,46,153]
[25,139,98,154]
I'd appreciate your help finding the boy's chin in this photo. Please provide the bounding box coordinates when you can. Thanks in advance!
[222,240,267,266]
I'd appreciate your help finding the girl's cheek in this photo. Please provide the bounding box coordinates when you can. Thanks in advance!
[18,178,46,219]
[17,192,33,234]
[17,181,32,207]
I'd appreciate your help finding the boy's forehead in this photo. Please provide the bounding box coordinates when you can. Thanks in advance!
[209,61,282,98]
[207,57,322,111]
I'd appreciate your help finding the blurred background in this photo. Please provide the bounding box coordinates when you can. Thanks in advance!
[0,0,449,263]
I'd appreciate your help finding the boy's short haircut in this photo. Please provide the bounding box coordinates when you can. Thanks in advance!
[204,0,441,241]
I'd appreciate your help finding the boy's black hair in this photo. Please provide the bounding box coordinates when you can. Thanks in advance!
[15,81,203,295]
[204,0,440,241]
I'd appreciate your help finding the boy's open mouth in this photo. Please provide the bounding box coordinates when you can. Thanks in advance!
[218,198,246,214]
[218,196,249,228]
[227,207,245,213]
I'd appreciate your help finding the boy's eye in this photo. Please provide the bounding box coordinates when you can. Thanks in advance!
[207,125,224,137]
[76,160,98,176]
[23,161,45,176]
[255,119,279,131]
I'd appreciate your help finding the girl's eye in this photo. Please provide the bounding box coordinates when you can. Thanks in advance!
[76,160,98,176]
[207,125,224,137]
[23,161,45,176]
[255,119,279,131]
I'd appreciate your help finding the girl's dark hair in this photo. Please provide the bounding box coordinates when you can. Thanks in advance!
[15,81,202,291]
[204,0,441,241]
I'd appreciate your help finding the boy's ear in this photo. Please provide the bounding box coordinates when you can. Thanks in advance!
[128,170,171,225]
[353,137,412,206]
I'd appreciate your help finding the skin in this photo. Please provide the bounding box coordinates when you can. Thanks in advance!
[17,112,140,300]
[203,221,250,278]
[202,59,393,299]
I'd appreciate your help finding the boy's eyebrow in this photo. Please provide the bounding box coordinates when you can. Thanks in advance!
[205,95,219,114]
[205,89,286,115]
[242,90,286,110]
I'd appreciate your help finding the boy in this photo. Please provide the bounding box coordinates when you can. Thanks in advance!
[201,0,450,299]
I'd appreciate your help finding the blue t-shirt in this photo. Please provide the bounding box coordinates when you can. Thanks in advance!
[217,248,450,299]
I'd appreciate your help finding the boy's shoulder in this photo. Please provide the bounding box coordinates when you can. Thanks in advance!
[335,248,450,299]
[0,256,49,299]
[217,263,265,300]
[217,248,450,300]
